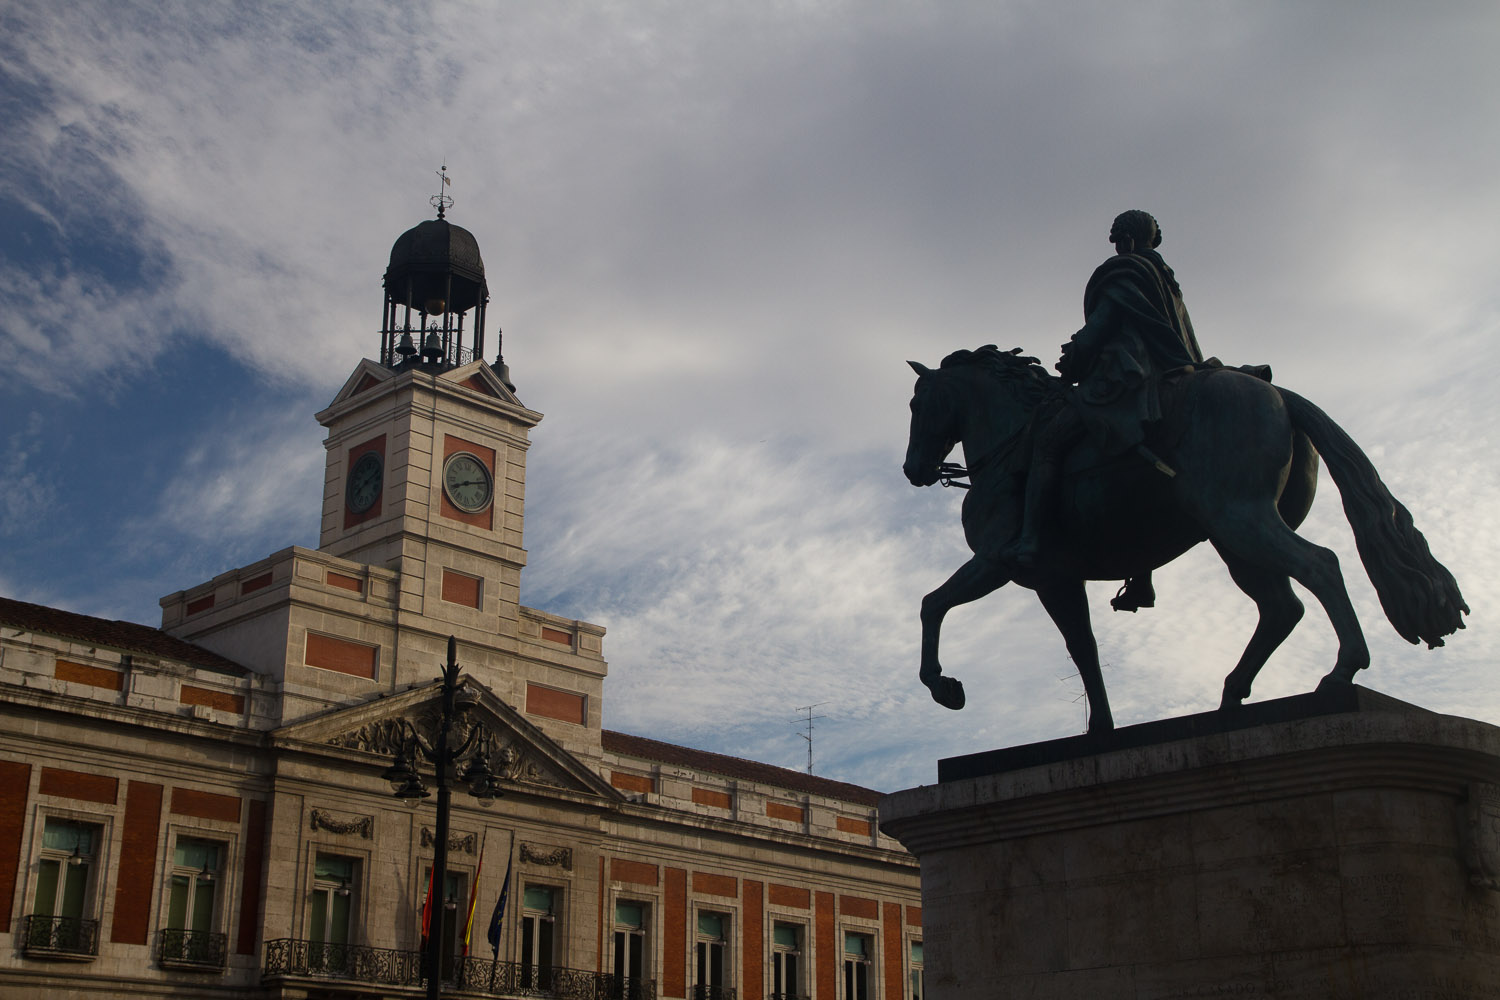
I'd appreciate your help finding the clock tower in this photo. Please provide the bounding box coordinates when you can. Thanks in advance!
[161,197,607,760]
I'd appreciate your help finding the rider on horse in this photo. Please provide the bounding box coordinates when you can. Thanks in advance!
[1008,211,1205,610]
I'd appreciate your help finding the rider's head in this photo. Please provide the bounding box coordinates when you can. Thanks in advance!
[1109,210,1161,255]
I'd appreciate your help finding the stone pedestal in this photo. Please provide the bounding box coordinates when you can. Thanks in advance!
[879,687,1500,999]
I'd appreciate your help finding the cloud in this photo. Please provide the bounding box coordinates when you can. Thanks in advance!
[3,1,1499,790]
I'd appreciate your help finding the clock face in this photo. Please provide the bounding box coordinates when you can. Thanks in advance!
[346,451,383,514]
[443,452,493,513]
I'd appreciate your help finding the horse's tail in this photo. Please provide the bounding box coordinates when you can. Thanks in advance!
[1278,387,1468,647]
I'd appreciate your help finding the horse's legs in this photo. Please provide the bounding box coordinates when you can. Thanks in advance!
[1034,579,1113,732]
[1209,507,1370,687]
[1212,544,1306,707]
[920,555,1011,710]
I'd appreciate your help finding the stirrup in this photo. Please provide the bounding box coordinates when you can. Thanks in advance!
[1111,578,1155,613]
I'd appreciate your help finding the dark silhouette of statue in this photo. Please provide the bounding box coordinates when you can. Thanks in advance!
[903,338,1466,728]
[1009,211,1207,612]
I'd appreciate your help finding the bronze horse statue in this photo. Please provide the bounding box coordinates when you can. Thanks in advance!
[903,346,1467,730]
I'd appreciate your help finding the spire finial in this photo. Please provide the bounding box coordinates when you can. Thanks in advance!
[431,164,453,219]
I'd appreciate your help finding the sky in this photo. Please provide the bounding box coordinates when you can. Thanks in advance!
[2,2,1497,793]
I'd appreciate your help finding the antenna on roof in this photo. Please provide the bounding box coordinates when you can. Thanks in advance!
[793,703,828,774]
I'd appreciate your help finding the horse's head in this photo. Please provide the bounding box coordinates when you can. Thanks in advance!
[903,346,1054,488]
[904,361,961,487]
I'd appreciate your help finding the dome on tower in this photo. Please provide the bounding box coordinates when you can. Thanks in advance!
[384,218,487,315]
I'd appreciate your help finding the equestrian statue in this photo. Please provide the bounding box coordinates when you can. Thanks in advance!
[902,211,1467,730]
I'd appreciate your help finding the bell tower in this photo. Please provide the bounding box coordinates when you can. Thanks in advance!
[316,181,537,637]
[163,181,608,758]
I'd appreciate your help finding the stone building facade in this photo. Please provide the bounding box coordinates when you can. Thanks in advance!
[0,210,921,1000]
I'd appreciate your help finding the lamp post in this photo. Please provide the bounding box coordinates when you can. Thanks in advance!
[383,636,505,1000]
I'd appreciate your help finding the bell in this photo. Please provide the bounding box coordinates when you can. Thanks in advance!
[396,331,418,361]
[421,331,445,363]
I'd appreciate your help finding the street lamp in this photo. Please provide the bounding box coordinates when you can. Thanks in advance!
[385,636,505,999]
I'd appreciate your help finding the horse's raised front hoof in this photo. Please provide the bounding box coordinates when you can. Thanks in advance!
[927,676,966,711]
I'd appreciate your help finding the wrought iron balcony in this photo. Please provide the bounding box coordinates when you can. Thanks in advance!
[21,914,99,958]
[768,994,812,1000]
[692,986,736,1000]
[158,927,229,970]
[263,939,657,999]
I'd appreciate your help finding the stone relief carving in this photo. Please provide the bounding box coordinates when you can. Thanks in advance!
[422,827,477,855]
[520,843,573,870]
[1463,782,1500,890]
[325,710,573,792]
[310,808,374,839]
[326,716,408,756]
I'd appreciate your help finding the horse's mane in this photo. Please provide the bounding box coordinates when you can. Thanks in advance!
[938,344,1060,409]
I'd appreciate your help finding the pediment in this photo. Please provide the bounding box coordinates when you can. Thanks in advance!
[275,680,620,802]
[441,359,521,406]
[328,358,395,406]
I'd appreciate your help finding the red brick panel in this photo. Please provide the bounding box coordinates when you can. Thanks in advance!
[39,767,118,804]
[170,788,242,824]
[304,633,378,678]
[440,569,482,608]
[907,904,922,927]
[439,435,495,530]
[840,894,878,920]
[815,891,836,1000]
[462,373,498,397]
[240,572,273,595]
[610,858,659,887]
[0,761,32,932]
[54,659,123,691]
[180,685,245,714]
[343,434,386,530]
[185,593,216,615]
[540,626,573,646]
[527,684,585,725]
[110,780,163,944]
[836,815,872,836]
[766,801,804,823]
[664,867,687,998]
[237,799,267,955]
[326,571,363,593]
[742,880,763,1000]
[883,901,903,1000]
[610,771,654,795]
[768,883,810,909]
[352,373,379,395]
[692,872,737,898]
[691,787,731,810]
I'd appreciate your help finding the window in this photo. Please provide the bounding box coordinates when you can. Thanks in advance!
[308,854,356,971]
[27,818,101,956]
[161,837,225,967]
[772,922,805,1000]
[694,911,730,1000]
[521,885,558,990]
[612,901,649,1000]
[843,931,873,1000]
[909,940,924,1000]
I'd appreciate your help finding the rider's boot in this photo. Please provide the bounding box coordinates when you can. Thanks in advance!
[1111,573,1156,612]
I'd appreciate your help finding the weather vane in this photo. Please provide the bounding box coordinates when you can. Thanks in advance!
[431,164,453,219]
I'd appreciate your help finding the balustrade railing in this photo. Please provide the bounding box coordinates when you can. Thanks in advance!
[264,939,656,999]
[21,914,99,957]
[158,927,228,969]
[692,986,736,1000]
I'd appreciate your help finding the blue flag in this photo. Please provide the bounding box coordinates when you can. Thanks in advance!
[487,856,512,960]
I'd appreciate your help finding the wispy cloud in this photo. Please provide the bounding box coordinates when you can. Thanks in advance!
[2,1,1497,789]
